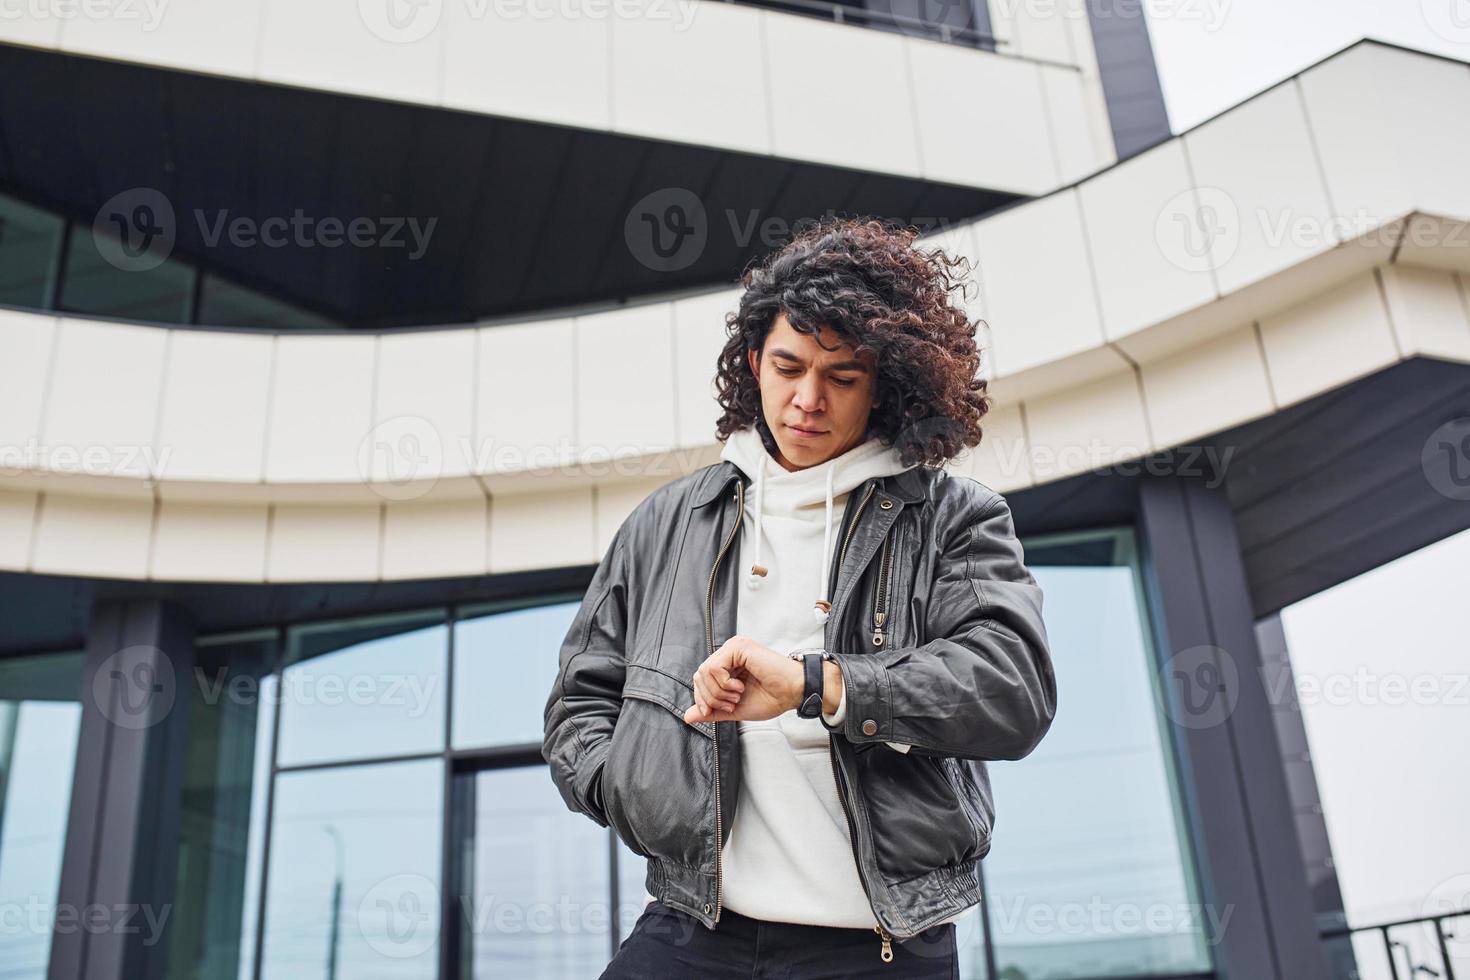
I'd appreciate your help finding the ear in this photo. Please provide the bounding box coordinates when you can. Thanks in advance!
[747,346,760,378]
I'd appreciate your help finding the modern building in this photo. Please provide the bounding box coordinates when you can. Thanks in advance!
[0,0,1467,976]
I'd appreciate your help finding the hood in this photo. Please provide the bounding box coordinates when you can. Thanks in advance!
[719,424,911,624]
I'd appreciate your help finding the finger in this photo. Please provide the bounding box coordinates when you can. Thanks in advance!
[709,660,745,695]
[693,667,738,709]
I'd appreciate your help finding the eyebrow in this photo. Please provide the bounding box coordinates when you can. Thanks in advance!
[768,347,871,373]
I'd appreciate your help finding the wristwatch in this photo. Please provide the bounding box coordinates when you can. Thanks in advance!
[788,649,832,719]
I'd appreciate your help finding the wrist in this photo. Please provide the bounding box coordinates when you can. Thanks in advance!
[822,660,843,715]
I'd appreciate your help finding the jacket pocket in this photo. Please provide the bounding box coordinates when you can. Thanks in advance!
[945,756,994,860]
[855,748,979,883]
[601,664,714,867]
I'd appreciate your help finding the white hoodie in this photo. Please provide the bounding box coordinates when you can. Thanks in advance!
[709,423,970,929]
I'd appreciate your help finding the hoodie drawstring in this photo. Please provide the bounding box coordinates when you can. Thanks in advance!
[744,440,837,626]
[745,449,768,589]
[814,464,835,624]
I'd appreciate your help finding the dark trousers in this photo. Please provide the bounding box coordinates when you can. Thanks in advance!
[599,900,959,979]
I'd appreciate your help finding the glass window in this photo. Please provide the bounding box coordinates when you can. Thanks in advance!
[57,219,196,324]
[259,758,442,979]
[0,193,64,309]
[197,274,339,330]
[974,530,1211,979]
[457,765,613,978]
[0,650,85,978]
[161,633,278,980]
[277,612,448,767]
[452,601,578,751]
[615,839,650,944]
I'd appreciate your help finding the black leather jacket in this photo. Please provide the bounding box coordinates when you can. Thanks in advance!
[542,459,1056,940]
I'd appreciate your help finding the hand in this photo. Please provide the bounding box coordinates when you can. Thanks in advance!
[683,635,802,725]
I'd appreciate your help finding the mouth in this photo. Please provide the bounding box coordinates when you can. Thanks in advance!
[787,424,828,438]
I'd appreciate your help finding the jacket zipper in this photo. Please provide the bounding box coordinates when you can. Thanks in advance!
[872,530,892,647]
[703,477,745,924]
[825,482,896,961]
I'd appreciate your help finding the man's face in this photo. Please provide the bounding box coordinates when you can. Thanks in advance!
[747,312,878,473]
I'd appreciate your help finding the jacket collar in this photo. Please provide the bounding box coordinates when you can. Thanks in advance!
[690,457,929,508]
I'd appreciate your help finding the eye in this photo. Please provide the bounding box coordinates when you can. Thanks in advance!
[776,367,800,378]
[832,377,856,387]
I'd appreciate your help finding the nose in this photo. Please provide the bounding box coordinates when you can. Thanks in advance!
[793,373,824,413]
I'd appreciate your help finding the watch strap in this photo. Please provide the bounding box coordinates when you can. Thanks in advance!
[797,651,824,718]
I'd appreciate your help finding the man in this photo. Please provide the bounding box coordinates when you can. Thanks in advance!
[542,217,1057,978]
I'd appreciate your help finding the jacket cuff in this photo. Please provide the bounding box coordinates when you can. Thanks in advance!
[825,651,892,743]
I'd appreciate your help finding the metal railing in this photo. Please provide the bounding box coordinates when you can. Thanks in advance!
[722,0,1000,50]
[1322,909,1469,980]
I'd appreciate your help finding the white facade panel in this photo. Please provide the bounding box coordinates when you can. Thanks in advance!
[155,329,273,483]
[264,334,378,483]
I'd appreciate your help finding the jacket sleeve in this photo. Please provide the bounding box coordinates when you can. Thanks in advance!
[822,487,1056,761]
[541,523,631,828]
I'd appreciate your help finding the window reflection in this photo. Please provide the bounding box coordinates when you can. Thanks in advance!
[278,612,447,767]
[0,193,64,308]
[453,601,578,750]
[197,274,339,330]
[459,766,612,978]
[160,633,278,980]
[978,531,1211,979]
[0,650,84,979]
[260,758,442,979]
[614,838,651,945]
[58,220,196,324]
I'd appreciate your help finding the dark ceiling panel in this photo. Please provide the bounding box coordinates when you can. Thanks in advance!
[0,42,1022,329]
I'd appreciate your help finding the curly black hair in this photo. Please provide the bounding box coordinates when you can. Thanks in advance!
[713,216,990,468]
